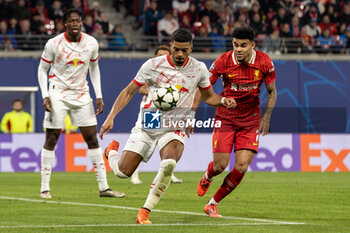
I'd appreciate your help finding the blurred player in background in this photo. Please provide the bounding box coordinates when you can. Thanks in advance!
[131,44,183,185]
[196,26,277,217]
[0,99,33,133]
[99,28,236,224]
[37,9,125,199]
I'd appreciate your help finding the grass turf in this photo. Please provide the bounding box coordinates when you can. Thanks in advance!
[0,172,349,233]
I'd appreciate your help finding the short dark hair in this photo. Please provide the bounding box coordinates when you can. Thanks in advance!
[63,9,83,23]
[154,45,170,55]
[171,28,192,43]
[12,99,22,105]
[232,26,255,41]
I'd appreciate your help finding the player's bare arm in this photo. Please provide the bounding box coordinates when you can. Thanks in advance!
[199,87,236,108]
[185,89,202,138]
[139,84,149,95]
[259,81,277,136]
[99,81,141,139]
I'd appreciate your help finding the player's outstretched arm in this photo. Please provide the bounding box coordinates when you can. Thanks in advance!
[139,84,149,96]
[259,81,277,136]
[99,81,141,139]
[199,87,236,108]
[185,89,202,138]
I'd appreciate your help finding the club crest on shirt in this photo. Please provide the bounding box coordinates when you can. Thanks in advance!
[66,58,85,67]
[254,70,260,80]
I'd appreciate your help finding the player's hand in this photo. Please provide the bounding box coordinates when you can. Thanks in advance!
[185,125,194,138]
[43,97,53,112]
[224,97,237,109]
[96,98,104,115]
[259,115,270,136]
[99,118,113,140]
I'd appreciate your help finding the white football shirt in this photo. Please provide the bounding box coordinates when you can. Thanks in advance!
[41,32,99,104]
[133,54,211,132]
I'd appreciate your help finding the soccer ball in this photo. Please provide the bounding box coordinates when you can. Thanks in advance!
[152,84,180,111]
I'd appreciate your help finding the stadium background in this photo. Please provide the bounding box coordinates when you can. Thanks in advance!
[0,0,349,173]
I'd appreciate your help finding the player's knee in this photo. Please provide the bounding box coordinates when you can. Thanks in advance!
[235,163,249,173]
[85,135,99,149]
[44,134,59,150]
[213,162,226,173]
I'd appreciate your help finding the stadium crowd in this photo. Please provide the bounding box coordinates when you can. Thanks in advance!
[0,0,350,53]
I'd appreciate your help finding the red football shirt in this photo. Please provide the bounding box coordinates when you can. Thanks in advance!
[210,50,276,125]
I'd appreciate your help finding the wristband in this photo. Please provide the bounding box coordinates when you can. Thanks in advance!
[221,97,226,105]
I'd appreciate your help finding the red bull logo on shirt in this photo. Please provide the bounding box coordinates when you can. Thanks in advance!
[66,58,85,67]
[175,85,190,93]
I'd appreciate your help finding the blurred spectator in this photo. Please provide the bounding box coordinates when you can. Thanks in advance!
[266,17,279,35]
[179,14,193,32]
[319,14,337,35]
[292,4,303,19]
[1,99,33,133]
[262,29,281,54]
[13,0,30,20]
[345,27,350,54]
[279,0,294,15]
[172,0,190,14]
[0,0,9,21]
[96,12,109,34]
[316,28,335,53]
[280,23,298,53]
[248,2,261,23]
[158,10,179,43]
[323,4,338,24]
[0,21,15,51]
[17,19,33,50]
[305,18,321,38]
[233,13,249,28]
[340,3,350,25]
[250,12,264,35]
[92,24,108,50]
[144,1,164,36]
[83,15,94,35]
[193,26,212,52]
[7,18,20,35]
[49,0,64,21]
[199,15,211,33]
[302,4,319,25]
[31,1,49,23]
[290,16,301,38]
[71,0,89,15]
[109,24,128,51]
[199,0,218,25]
[182,3,199,25]
[31,13,44,35]
[91,1,102,22]
[209,26,225,51]
[300,26,314,53]
[275,6,290,27]
[54,21,65,35]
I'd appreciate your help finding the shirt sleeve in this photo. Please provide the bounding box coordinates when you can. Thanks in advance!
[209,56,223,85]
[0,113,9,133]
[41,39,54,63]
[198,62,212,90]
[133,59,153,86]
[263,56,276,85]
[90,39,99,62]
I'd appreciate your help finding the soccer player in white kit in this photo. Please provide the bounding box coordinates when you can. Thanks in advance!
[131,44,183,185]
[37,9,125,199]
[99,28,236,224]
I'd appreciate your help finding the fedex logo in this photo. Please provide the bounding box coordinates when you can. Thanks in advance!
[232,134,350,172]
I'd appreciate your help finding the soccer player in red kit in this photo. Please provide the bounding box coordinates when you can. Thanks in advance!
[197,26,277,217]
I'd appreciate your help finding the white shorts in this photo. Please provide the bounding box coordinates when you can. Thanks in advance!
[43,97,97,129]
[123,127,186,162]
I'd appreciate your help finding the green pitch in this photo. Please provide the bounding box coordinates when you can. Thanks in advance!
[0,172,349,233]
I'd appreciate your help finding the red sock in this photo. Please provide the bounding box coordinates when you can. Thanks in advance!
[206,161,222,180]
[212,168,245,203]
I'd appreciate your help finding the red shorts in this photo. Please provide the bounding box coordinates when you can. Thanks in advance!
[212,117,260,154]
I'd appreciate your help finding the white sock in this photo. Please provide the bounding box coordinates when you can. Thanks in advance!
[88,148,109,191]
[108,150,128,178]
[131,167,140,181]
[143,159,176,210]
[208,197,218,205]
[40,148,54,193]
